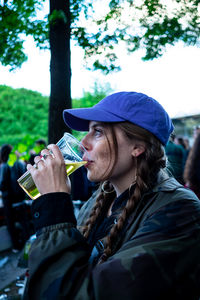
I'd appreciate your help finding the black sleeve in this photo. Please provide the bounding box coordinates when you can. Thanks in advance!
[31,192,77,232]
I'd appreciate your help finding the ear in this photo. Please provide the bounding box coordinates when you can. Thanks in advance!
[131,143,145,157]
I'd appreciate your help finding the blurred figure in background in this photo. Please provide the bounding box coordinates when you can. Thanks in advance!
[184,132,200,199]
[29,139,47,165]
[11,151,27,203]
[0,144,20,250]
[0,144,31,251]
[11,152,32,246]
[183,137,191,160]
[165,133,185,184]
[175,136,185,149]
[193,125,200,140]
[174,135,188,168]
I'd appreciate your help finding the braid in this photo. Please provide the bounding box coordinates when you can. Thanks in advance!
[100,161,146,263]
[82,182,116,239]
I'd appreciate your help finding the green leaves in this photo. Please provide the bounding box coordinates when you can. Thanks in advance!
[7,136,35,166]
[0,0,48,70]
[82,0,200,66]
[132,0,200,60]
[48,9,67,26]
[0,85,49,146]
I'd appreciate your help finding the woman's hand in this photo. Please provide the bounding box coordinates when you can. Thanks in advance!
[27,144,71,196]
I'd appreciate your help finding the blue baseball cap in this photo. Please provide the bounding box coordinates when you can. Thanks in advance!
[63,91,174,145]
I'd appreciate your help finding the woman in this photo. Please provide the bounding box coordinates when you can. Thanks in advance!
[24,92,200,300]
[184,132,200,198]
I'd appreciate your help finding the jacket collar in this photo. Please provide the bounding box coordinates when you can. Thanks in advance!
[149,169,183,194]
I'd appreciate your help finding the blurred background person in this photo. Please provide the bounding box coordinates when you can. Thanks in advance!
[174,135,188,167]
[183,137,191,160]
[0,144,20,250]
[193,125,200,140]
[29,138,47,165]
[165,133,185,184]
[0,144,31,251]
[184,132,200,199]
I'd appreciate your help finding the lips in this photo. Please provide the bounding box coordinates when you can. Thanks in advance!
[84,159,93,168]
[83,153,91,162]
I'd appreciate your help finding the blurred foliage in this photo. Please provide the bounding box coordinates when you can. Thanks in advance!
[7,135,38,166]
[74,0,200,72]
[0,84,111,160]
[73,82,111,108]
[1,1,199,73]
[0,0,48,70]
[0,85,49,146]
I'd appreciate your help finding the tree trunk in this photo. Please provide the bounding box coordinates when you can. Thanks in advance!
[48,0,71,144]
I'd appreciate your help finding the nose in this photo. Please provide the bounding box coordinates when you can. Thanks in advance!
[81,133,91,151]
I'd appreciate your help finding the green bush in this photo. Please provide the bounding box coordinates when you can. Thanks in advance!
[0,85,49,145]
[0,83,111,160]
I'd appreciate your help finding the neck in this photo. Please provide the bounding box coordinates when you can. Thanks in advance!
[111,176,135,197]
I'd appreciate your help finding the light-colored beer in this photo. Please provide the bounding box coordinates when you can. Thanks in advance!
[65,161,87,176]
[18,161,87,200]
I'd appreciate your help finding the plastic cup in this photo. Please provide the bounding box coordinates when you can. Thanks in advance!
[17,133,88,200]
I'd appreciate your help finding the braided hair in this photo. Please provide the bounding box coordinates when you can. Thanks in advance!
[82,122,166,262]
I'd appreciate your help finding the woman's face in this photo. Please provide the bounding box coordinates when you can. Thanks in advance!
[81,121,139,191]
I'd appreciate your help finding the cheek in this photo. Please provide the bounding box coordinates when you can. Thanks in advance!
[111,151,135,177]
[97,145,114,170]
[87,145,114,181]
[95,141,111,162]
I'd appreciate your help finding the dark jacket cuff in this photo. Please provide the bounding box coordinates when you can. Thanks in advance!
[31,192,76,232]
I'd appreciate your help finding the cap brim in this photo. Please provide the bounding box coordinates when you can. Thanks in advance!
[63,107,124,131]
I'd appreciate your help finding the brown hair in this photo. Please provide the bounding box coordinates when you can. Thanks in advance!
[82,122,166,262]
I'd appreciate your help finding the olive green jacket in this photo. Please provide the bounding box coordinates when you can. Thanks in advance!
[24,171,200,299]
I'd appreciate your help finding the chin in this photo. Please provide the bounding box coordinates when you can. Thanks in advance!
[87,172,101,183]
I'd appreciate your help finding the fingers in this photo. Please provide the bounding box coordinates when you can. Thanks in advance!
[27,144,63,171]
[39,153,50,160]
[26,143,71,195]
[27,163,33,171]
[47,144,64,160]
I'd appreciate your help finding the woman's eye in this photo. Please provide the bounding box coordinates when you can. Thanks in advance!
[94,128,103,136]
